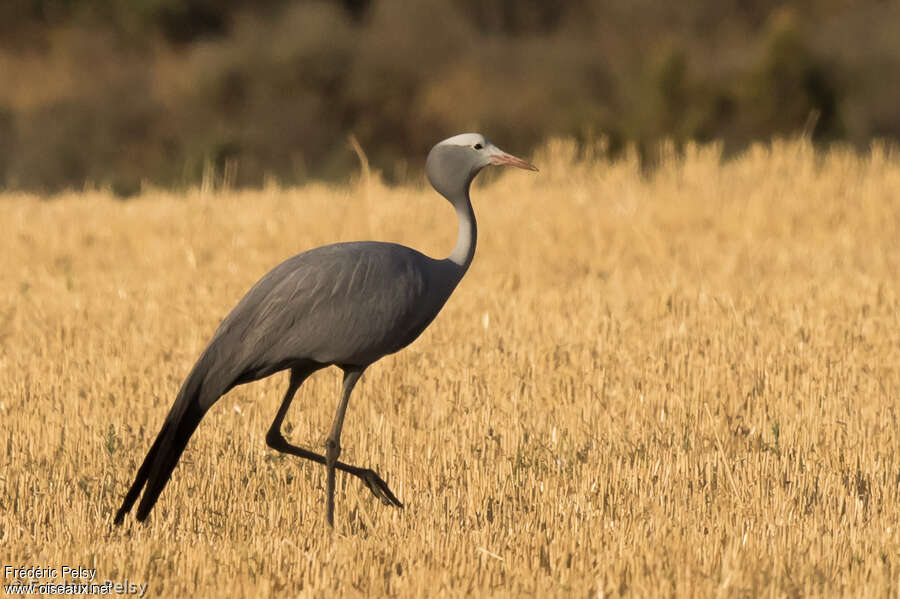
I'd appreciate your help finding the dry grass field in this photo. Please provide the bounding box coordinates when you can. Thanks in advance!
[1,138,899,597]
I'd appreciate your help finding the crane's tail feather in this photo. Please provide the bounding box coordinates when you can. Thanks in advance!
[134,400,207,522]
[115,358,217,525]
[113,420,171,525]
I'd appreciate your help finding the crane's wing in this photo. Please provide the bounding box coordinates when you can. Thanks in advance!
[204,241,444,383]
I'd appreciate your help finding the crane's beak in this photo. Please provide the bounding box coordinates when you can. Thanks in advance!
[489,148,538,171]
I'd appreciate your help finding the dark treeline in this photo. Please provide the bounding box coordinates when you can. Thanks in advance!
[1,0,898,194]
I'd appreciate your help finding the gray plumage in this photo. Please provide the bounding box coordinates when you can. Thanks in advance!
[212,243,449,374]
[114,133,537,527]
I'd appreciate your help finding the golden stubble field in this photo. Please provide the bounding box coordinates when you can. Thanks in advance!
[1,139,899,597]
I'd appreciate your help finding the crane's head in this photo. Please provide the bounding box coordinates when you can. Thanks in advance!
[426,133,537,201]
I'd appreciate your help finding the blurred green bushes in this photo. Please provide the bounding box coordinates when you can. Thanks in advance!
[0,0,898,193]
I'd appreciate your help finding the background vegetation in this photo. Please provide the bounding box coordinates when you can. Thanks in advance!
[2,139,898,596]
[1,0,899,193]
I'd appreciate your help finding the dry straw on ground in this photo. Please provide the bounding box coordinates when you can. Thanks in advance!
[1,138,898,597]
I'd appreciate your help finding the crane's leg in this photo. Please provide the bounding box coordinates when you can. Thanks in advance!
[325,366,364,527]
[265,366,402,520]
[266,366,316,447]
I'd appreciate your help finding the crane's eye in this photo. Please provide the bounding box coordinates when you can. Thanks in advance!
[474,143,483,150]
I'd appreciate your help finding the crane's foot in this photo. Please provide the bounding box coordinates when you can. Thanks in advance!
[356,468,404,509]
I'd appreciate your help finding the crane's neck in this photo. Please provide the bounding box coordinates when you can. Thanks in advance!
[448,193,477,271]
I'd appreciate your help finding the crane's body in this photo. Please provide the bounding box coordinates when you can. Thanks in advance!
[114,133,536,527]
[205,242,458,384]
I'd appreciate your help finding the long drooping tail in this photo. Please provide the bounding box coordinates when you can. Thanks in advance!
[114,356,218,524]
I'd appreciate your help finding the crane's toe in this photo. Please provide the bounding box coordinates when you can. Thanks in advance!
[358,468,404,508]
